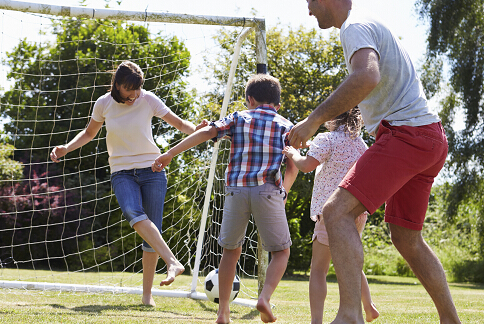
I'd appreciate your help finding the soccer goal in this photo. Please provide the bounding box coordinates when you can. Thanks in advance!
[0,0,268,307]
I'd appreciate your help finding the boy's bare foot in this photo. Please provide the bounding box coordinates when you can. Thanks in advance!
[142,295,156,307]
[364,302,380,322]
[215,308,231,324]
[160,262,185,286]
[256,298,276,323]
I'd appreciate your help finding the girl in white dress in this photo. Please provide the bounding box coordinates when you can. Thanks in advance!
[283,107,379,323]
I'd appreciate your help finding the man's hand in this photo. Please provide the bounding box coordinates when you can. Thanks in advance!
[288,117,320,149]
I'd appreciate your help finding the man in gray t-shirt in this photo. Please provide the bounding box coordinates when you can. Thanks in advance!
[289,0,461,323]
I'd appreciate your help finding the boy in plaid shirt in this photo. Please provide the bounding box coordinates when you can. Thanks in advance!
[152,74,298,323]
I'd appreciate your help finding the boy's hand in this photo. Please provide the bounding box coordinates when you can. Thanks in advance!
[195,119,209,131]
[50,145,68,163]
[152,153,174,172]
[282,146,299,160]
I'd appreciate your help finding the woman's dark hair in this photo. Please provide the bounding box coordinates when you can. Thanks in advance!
[109,61,144,103]
[324,106,363,139]
[245,74,281,106]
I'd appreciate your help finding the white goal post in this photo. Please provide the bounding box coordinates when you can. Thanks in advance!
[0,0,268,308]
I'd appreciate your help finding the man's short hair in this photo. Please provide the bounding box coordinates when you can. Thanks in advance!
[245,74,281,106]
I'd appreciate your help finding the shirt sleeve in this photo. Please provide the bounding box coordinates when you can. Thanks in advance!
[210,112,237,142]
[145,91,170,118]
[307,133,332,163]
[91,97,105,122]
[342,23,381,64]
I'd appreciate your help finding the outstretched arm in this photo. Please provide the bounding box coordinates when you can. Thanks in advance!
[50,119,103,163]
[288,48,380,148]
[162,110,209,135]
[152,125,218,172]
[283,146,320,173]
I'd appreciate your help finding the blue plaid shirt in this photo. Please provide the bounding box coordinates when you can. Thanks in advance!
[211,105,294,188]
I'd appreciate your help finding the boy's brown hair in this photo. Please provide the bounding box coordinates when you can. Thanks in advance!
[245,74,281,106]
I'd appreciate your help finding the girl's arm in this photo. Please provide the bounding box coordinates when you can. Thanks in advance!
[50,119,103,163]
[162,110,208,135]
[283,146,320,173]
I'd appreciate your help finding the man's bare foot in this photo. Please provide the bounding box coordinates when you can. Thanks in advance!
[215,308,230,324]
[160,262,185,286]
[256,298,276,323]
[364,302,380,322]
[142,295,156,307]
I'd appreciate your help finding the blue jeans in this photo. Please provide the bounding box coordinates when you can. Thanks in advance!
[110,167,167,252]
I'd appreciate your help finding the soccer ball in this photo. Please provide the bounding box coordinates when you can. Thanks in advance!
[204,268,240,304]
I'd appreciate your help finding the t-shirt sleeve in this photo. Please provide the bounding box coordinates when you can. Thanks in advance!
[342,23,381,63]
[307,133,332,163]
[91,97,105,122]
[146,91,170,118]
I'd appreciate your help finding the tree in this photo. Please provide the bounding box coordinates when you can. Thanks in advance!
[0,16,199,270]
[202,25,348,272]
[417,0,484,252]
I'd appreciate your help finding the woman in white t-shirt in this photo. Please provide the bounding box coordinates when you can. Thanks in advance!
[50,61,206,306]
[283,107,379,323]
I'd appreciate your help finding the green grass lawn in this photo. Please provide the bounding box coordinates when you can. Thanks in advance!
[0,272,482,323]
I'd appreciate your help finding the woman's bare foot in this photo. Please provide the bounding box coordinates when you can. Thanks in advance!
[215,308,231,324]
[160,262,185,286]
[256,298,276,323]
[364,302,380,322]
[142,295,156,307]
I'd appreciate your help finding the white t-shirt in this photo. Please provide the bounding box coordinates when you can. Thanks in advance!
[307,127,367,220]
[91,89,170,173]
[340,8,440,136]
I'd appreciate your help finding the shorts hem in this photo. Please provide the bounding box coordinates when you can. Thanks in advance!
[340,181,376,214]
[262,240,292,252]
[218,238,244,250]
[143,246,156,253]
[385,215,423,231]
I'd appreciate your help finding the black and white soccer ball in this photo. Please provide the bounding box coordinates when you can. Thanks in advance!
[204,268,240,304]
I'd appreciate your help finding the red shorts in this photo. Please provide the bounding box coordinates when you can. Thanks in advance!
[340,121,448,231]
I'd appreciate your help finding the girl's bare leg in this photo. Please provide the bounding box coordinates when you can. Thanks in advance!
[309,240,332,324]
[360,271,379,322]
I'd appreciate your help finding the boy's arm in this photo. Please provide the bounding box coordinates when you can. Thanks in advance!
[283,146,320,173]
[152,125,218,171]
[282,157,298,199]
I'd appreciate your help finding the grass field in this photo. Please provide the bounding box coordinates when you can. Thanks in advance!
[0,272,483,323]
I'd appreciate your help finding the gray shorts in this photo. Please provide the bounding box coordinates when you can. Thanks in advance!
[218,182,292,252]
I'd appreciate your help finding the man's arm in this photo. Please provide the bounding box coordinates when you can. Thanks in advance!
[288,48,380,148]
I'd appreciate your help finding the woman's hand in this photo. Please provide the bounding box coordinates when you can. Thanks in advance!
[50,145,68,163]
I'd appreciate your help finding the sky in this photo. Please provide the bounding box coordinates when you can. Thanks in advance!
[14,0,429,64]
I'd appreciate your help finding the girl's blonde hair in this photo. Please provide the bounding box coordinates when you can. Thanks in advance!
[324,106,363,139]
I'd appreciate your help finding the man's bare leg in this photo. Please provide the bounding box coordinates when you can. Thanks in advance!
[389,224,461,324]
[323,188,367,324]
[256,248,290,323]
[216,247,242,324]
[141,251,158,306]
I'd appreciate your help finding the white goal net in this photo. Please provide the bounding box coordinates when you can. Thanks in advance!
[0,0,268,307]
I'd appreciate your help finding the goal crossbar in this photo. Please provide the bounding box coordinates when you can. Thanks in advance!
[0,0,267,309]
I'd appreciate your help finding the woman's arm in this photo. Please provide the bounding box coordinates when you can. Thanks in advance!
[50,119,103,162]
[162,110,204,135]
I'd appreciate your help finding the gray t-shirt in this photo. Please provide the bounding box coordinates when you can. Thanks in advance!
[340,8,440,136]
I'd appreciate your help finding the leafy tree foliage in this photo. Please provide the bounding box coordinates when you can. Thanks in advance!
[0,16,198,271]
[417,0,484,253]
